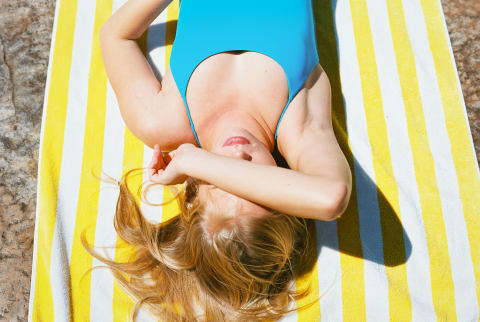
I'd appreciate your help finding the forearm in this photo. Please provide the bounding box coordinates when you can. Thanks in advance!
[101,0,172,39]
[181,149,348,220]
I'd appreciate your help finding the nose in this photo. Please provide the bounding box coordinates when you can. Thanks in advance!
[232,147,252,161]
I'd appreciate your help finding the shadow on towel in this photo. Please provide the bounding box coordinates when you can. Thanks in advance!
[312,0,412,268]
[273,0,412,269]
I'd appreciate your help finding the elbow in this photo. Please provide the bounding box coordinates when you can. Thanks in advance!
[99,27,109,49]
[317,182,350,221]
[99,20,116,42]
[99,24,111,42]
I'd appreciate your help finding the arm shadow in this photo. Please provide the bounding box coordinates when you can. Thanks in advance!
[140,20,178,82]
[274,149,412,270]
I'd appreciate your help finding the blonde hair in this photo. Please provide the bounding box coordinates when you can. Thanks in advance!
[82,168,315,321]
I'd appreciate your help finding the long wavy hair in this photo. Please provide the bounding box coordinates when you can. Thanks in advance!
[82,167,316,321]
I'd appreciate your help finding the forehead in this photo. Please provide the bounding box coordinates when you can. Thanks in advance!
[198,184,270,217]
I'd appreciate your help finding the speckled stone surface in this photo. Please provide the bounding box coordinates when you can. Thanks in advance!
[0,0,55,320]
[0,0,478,320]
[442,0,480,162]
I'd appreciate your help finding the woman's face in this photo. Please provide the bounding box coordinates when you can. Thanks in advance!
[198,131,277,232]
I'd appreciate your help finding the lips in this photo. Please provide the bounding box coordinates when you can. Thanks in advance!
[222,136,251,147]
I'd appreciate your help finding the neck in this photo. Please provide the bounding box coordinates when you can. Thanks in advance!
[197,110,274,152]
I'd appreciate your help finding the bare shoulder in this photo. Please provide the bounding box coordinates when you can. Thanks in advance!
[275,64,334,167]
[99,31,195,151]
[276,64,351,195]
[139,69,197,151]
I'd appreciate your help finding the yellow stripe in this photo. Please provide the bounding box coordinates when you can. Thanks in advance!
[387,0,458,319]
[349,0,413,320]
[313,1,366,320]
[165,0,179,72]
[69,0,112,319]
[420,0,480,309]
[32,0,78,320]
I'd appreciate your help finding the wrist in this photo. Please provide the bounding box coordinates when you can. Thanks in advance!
[178,146,208,178]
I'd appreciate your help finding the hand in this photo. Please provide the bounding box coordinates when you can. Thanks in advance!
[147,143,197,185]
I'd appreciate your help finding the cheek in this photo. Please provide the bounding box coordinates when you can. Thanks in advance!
[257,148,277,165]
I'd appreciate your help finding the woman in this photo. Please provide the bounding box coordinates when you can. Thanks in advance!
[88,0,352,320]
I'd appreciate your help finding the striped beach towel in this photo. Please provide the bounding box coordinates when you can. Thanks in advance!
[28,0,480,320]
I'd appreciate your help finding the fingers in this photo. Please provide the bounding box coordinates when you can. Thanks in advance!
[147,163,157,181]
[147,144,164,181]
[149,170,165,183]
[149,144,166,170]
[147,144,182,184]
[154,144,166,168]
[147,144,171,184]
[163,151,173,164]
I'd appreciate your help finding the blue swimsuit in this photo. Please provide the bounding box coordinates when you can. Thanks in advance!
[169,0,319,148]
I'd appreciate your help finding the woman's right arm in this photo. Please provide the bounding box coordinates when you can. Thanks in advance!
[99,0,173,145]
[100,0,172,39]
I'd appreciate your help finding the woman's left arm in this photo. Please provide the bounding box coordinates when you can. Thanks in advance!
[101,0,172,40]
[179,146,350,220]
[179,66,353,221]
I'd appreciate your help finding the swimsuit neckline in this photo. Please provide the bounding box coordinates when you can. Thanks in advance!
[178,49,292,148]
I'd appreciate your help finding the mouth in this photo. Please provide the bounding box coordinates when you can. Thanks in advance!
[222,136,251,147]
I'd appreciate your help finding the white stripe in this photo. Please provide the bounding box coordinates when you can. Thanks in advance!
[146,8,168,85]
[27,0,62,318]
[336,0,390,320]
[88,2,127,322]
[140,9,168,226]
[317,221,342,322]
[403,0,479,319]
[278,281,298,322]
[136,308,160,321]
[49,0,97,319]
[50,223,72,322]
[366,0,439,320]
[279,311,297,322]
